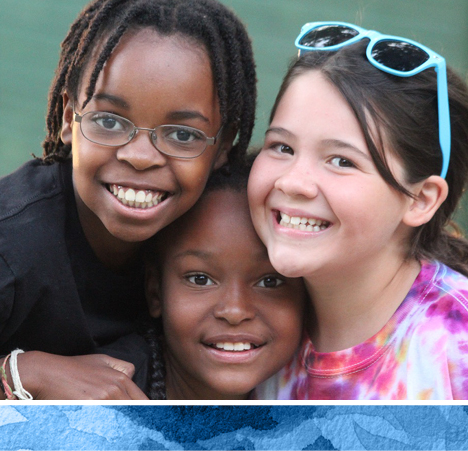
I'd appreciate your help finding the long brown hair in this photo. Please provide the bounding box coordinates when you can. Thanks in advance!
[272,41,468,276]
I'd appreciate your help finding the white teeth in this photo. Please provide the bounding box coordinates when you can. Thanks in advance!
[279,212,330,232]
[214,342,252,351]
[125,189,136,201]
[135,190,146,203]
[109,184,166,209]
[290,216,300,225]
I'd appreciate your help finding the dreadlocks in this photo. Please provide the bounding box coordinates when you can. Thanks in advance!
[42,0,256,168]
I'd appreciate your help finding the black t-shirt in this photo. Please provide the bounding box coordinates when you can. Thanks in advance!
[0,159,149,387]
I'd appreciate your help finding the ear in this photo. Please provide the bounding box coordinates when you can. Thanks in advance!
[145,265,163,318]
[403,176,449,227]
[213,122,238,170]
[60,92,74,145]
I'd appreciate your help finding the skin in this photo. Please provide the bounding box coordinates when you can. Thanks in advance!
[61,29,230,270]
[248,70,447,352]
[1,28,233,401]
[147,189,306,400]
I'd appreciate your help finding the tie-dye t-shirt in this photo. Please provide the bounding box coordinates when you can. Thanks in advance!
[255,260,468,400]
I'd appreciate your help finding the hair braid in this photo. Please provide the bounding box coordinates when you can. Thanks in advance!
[41,0,256,168]
[141,316,167,400]
[82,6,143,109]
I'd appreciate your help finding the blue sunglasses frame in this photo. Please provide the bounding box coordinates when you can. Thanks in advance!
[295,21,450,179]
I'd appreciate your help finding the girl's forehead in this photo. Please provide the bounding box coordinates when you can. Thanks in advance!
[78,28,213,101]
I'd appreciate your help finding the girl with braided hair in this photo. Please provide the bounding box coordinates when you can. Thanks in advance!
[0,0,256,400]
[143,159,305,400]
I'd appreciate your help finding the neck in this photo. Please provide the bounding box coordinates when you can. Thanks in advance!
[304,253,421,352]
[74,191,142,272]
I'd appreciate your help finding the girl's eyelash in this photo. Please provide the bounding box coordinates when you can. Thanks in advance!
[185,273,215,286]
[264,141,294,155]
[329,155,356,168]
[257,275,285,288]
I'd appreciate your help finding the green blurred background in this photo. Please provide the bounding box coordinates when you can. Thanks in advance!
[2,0,468,226]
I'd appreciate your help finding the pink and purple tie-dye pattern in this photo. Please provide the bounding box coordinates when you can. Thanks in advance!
[256,261,468,400]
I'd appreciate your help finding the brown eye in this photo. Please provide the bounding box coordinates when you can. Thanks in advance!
[257,276,284,288]
[279,144,294,155]
[187,274,214,286]
[330,156,355,168]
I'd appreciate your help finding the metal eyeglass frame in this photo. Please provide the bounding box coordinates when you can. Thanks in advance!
[73,109,223,159]
[295,21,450,179]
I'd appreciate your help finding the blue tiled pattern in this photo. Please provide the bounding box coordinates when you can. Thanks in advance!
[1,405,468,450]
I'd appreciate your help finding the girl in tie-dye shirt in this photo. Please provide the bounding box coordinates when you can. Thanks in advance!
[248,24,468,400]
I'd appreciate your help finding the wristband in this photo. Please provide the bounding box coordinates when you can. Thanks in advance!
[1,354,17,400]
[10,350,33,400]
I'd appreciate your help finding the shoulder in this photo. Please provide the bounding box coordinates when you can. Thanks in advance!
[405,261,468,343]
[423,261,468,310]
[0,159,72,280]
[0,159,71,222]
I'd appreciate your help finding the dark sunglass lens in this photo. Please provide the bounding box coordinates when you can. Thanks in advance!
[371,40,429,71]
[299,25,359,48]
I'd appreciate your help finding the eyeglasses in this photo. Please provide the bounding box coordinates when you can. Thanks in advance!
[295,21,450,179]
[73,110,223,159]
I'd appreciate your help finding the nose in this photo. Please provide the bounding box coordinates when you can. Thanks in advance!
[213,284,256,325]
[116,130,168,171]
[274,159,319,199]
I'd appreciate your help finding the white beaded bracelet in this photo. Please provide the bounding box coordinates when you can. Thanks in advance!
[10,349,33,400]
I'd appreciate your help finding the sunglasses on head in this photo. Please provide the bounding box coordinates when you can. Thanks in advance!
[295,21,450,179]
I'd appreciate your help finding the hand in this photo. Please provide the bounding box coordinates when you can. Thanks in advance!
[9,351,149,400]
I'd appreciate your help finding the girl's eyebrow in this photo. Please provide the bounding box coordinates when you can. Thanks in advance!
[265,126,295,138]
[173,250,212,261]
[167,111,210,123]
[265,127,370,161]
[92,93,210,123]
[92,93,130,109]
[322,139,371,160]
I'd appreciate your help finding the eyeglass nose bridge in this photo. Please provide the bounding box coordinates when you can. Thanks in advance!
[127,125,161,150]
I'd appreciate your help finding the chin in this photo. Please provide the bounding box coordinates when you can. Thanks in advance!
[267,250,308,278]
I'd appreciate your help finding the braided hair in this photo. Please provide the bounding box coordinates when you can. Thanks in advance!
[42,0,257,168]
[143,155,254,400]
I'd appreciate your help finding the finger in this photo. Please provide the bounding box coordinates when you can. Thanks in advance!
[124,379,149,400]
[101,356,136,378]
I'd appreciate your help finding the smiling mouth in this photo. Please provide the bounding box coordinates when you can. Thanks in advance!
[278,211,330,231]
[208,342,262,352]
[107,184,169,209]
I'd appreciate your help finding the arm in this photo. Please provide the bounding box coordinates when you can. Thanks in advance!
[0,351,148,400]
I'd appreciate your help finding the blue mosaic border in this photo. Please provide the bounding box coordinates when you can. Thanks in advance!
[1,404,468,450]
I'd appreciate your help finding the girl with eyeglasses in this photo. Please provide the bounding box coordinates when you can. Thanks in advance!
[248,23,468,400]
[0,0,256,400]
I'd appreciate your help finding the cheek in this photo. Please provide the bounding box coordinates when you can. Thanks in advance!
[264,297,304,345]
[172,155,216,198]
[161,291,202,342]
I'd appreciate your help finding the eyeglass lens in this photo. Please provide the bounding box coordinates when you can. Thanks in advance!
[79,112,207,157]
[371,40,429,72]
[299,25,359,48]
